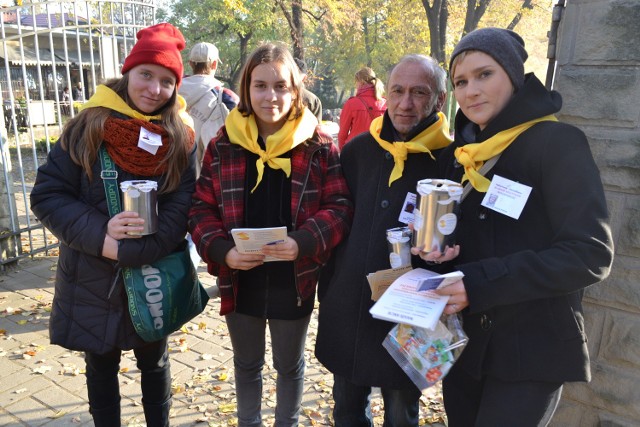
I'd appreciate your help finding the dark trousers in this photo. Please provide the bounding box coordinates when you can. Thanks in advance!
[443,366,563,427]
[85,338,171,426]
[332,374,422,427]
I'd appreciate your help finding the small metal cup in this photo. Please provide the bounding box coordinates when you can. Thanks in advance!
[120,180,158,235]
[387,226,412,268]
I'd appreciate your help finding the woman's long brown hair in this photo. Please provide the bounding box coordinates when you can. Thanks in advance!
[59,75,191,193]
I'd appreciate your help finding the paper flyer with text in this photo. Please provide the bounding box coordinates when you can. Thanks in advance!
[369,268,464,330]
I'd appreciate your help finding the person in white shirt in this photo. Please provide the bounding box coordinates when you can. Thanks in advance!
[179,42,239,176]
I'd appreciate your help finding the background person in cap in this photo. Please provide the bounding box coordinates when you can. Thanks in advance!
[31,22,196,427]
[294,57,323,122]
[180,41,240,176]
[420,27,614,425]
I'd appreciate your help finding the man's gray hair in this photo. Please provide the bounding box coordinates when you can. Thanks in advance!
[389,54,447,96]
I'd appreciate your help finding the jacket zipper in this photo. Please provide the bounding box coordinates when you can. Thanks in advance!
[292,144,323,307]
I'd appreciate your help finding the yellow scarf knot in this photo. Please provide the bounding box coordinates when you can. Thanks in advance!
[454,115,558,192]
[370,112,452,186]
[225,107,318,192]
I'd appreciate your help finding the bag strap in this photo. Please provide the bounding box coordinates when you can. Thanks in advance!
[98,145,126,299]
[212,87,229,120]
[460,153,502,202]
[185,82,218,112]
[98,145,122,216]
[355,96,376,120]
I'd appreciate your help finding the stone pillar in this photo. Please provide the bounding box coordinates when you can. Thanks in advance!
[551,0,640,426]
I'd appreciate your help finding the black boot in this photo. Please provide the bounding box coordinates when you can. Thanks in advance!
[143,397,171,427]
[90,402,121,426]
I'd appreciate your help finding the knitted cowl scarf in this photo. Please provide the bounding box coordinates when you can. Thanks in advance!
[82,85,195,176]
[103,118,172,176]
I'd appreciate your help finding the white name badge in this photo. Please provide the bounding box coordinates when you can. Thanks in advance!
[481,174,531,220]
[398,192,417,224]
[138,127,163,155]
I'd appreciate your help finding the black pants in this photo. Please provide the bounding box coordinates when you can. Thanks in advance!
[85,338,171,424]
[332,374,421,427]
[443,366,563,427]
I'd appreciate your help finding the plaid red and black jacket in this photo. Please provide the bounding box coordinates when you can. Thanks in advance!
[189,126,353,315]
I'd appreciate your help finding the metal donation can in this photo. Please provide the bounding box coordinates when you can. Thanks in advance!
[120,180,158,235]
[386,226,412,268]
[411,179,463,253]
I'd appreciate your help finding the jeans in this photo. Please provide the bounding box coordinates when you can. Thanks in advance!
[85,338,171,426]
[443,367,563,427]
[332,374,422,427]
[226,312,311,427]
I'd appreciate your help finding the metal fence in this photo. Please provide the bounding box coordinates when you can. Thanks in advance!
[0,0,156,270]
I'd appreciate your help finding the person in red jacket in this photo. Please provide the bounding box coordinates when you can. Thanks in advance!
[338,67,387,149]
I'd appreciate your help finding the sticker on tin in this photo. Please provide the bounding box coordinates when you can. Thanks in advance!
[436,213,457,236]
[412,209,424,230]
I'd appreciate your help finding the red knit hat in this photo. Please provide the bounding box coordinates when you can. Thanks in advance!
[121,23,186,86]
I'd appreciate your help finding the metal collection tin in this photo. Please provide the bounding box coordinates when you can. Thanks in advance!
[411,179,463,253]
[120,180,158,235]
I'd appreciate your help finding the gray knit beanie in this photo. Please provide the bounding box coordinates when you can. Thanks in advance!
[449,27,528,90]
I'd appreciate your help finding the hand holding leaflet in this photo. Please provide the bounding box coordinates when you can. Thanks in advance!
[369,268,464,330]
[231,227,288,262]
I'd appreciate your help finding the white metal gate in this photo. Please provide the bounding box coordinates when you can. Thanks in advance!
[0,0,156,269]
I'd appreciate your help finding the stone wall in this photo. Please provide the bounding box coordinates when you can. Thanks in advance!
[551,0,640,426]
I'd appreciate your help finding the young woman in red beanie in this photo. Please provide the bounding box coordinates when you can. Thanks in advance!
[189,43,352,426]
[31,23,195,426]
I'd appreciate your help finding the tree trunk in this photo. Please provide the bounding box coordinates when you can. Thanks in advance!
[276,0,305,60]
[291,0,304,60]
[363,15,372,67]
[463,0,491,36]
[421,0,448,64]
[229,31,252,92]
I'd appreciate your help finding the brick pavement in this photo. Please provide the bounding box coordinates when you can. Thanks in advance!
[0,257,446,426]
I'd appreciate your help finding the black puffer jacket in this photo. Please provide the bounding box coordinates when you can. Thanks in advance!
[31,126,196,354]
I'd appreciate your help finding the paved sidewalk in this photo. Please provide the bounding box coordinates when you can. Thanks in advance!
[0,257,446,426]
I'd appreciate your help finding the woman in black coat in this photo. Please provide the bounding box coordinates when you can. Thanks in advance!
[30,23,196,426]
[425,28,614,426]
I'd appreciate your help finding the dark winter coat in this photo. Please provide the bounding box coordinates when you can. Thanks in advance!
[188,126,353,316]
[302,88,323,123]
[30,120,196,354]
[439,74,614,382]
[315,111,443,390]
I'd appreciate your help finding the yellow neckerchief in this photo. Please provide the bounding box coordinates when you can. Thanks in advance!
[225,107,318,192]
[370,112,452,186]
[455,115,558,192]
[80,84,194,129]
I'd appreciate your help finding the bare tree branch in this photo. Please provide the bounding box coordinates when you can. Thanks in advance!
[507,0,535,30]
[302,7,327,21]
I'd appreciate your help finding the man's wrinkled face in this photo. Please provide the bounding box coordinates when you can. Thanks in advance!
[386,61,438,139]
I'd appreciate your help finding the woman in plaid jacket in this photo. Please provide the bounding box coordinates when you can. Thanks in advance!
[188,43,352,426]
